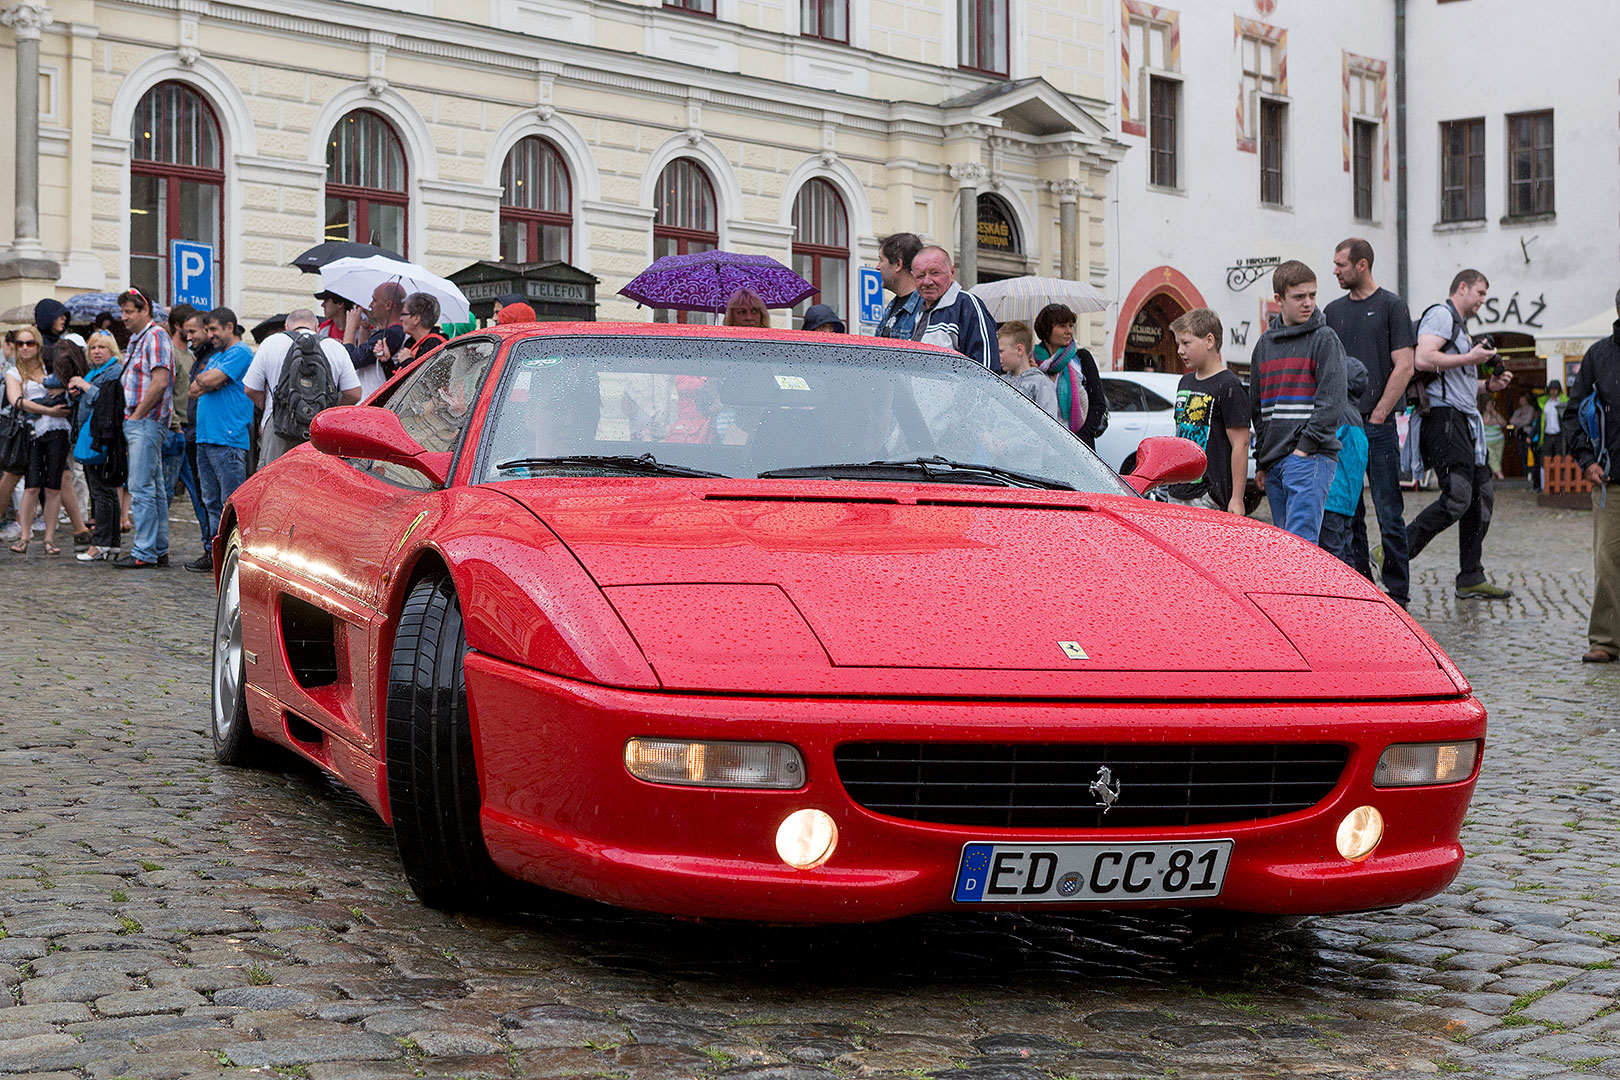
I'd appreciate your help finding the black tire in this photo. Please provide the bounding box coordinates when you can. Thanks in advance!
[385,575,504,909]
[213,528,270,766]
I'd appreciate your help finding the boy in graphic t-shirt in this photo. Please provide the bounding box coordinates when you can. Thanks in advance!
[1163,308,1251,514]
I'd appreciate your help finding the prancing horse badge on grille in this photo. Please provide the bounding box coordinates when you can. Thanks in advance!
[1088,766,1121,812]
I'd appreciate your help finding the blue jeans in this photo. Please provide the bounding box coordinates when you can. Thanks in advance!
[1266,451,1337,545]
[197,442,248,545]
[124,418,170,562]
[1351,421,1410,604]
[176,435,210,551]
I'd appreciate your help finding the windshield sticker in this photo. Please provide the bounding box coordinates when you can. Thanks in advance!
[774,375,811,391]
[1057,641,1090,660]
[522,356,563,369]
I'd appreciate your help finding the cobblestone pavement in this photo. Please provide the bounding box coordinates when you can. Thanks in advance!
[1,487,1616,1080]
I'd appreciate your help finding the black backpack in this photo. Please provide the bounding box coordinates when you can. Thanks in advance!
[273,331,343,443]
[88,364,126,454]
[1408,303,1463,414]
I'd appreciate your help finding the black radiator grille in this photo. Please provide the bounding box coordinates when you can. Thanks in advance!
[834,742,1349,829]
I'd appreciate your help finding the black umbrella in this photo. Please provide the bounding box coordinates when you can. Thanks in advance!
[249,314,287,344]
[290,240,402,274]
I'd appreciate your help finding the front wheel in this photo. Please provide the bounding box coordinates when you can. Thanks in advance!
[385,574,505,909]
[213,528,270,766]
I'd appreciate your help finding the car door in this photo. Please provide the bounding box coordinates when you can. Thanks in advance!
[260,338,499,753]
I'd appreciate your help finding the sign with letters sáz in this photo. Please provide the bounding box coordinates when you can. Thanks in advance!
[171,240,214,311]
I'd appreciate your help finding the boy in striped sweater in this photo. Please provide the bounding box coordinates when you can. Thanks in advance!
[1249,260,1348,544]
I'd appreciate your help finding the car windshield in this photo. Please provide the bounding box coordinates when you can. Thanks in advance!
[473,335,1132,495]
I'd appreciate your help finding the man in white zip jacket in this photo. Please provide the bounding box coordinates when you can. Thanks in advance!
[909,245,1001,372]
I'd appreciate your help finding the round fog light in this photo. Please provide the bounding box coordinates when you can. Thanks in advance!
[1336,804,1385,863]
[775,809,838,870]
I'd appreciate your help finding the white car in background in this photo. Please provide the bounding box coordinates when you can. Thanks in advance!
[1093,369,1260,511]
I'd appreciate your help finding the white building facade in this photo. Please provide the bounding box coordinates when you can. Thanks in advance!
[1102,0,1402,374]
[1404,0,1620,388]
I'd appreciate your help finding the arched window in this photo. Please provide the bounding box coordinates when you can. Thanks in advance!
[325,110,407,256]
[652,159,718,324]
[499,136,572,263]
[791,179,849,328]
[975,192,1027,283]
[129,82,223,305]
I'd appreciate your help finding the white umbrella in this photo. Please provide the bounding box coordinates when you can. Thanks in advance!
[971,275,1108,324]
[318,255,470,324]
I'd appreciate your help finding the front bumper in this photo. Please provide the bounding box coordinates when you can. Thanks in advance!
[465,653,1485,923]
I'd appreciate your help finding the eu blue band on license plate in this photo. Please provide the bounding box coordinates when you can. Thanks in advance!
[953,840,1233,903]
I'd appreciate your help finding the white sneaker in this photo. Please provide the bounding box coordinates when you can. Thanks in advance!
[0,522,19,541]
[31,515,44,534]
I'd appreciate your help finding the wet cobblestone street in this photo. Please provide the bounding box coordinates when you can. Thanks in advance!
[2,487,1617,1080]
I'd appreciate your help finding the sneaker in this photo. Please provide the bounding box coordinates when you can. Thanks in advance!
[156,554,170,568]
[111,554,157,569]
[1456,581,1512,601]
[1370,544,1384,578]
[76,548,117,562]
[0,522,18,542]
[183,554,213,573]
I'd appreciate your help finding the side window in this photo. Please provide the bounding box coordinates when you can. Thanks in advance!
[372,338,498,488]
[1103,379,1144,412]
[1138,385,1174,411]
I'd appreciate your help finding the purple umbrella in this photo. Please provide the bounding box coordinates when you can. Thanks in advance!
[619,251,816,314]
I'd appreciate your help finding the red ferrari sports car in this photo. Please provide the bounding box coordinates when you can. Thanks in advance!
[212,323,1484,922]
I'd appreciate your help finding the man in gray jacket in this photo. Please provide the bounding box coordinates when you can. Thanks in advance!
[1249,260,1348,544]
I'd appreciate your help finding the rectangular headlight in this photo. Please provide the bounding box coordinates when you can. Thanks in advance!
[623,738,806,789]
[1373,741,1480,787]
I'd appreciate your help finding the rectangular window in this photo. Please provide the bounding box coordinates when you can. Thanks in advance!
[1353,119,1376,220]
[1240,35,1279,142]
[663,0,715,13]
[959,0,1009,77]
[801,0,847,42]
[1506,110,1554,218]
[1149,76,1180,189]
[1260,99,1286,206]
[1440,118,1485,222]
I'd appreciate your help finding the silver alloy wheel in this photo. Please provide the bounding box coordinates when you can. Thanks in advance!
[212,544,243,740]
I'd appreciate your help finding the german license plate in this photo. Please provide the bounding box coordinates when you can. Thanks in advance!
[952,840,1233,903]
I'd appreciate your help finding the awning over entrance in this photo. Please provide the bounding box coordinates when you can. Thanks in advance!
[447,260,599,323]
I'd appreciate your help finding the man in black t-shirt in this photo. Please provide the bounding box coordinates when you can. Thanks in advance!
[1163,308,1251,513]
[1325,238,1416,605]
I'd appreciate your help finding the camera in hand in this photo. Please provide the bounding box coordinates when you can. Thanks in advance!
[1477,335,1506,379]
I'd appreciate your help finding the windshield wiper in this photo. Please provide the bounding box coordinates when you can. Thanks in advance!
[494,453,725,478]
[758,456,1073,490]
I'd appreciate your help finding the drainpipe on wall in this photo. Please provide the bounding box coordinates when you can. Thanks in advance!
[1395,0,1409,301]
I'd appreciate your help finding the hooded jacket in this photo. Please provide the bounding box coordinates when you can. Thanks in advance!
[34,298,69,362]
[1248,308,1348,468]
[1564,321,1620,480]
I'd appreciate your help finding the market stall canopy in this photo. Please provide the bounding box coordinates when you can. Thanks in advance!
[317,255,470,324]
[1537,306,1619,353]
[447,261,599,323]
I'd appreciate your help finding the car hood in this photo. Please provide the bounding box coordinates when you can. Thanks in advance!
[492,480,1462,700]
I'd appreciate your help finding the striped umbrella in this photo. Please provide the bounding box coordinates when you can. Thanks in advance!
[970,276,1108,324]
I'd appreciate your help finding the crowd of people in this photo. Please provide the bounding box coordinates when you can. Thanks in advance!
[4,234,1616,662]
[0,283,450,570]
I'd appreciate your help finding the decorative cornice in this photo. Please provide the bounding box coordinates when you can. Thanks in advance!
[2,2,54,40]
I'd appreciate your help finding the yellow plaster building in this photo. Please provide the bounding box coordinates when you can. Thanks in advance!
[1,0,1120,334]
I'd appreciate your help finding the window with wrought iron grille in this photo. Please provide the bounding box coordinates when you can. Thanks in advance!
[499,137,572,264]
[1506,110,1554,219]
[325,109,408,257]
[959,0,1009,77]
[130,82,224,305]
[1260,99,1287,207]
[1440,118,1485,223]
[653,159,719,325]
[801,0,847,43]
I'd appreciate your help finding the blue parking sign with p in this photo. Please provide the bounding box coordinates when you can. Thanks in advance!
[171,240,214,310]
[858,265,884,326]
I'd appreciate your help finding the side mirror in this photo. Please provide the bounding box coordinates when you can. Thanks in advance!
[307,406,451,488]
[1123,435,1207,494]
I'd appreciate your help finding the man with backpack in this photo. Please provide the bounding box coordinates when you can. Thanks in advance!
[1407,270,1516,600]
[242,309,363,467]
[1564,289,1620,662]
